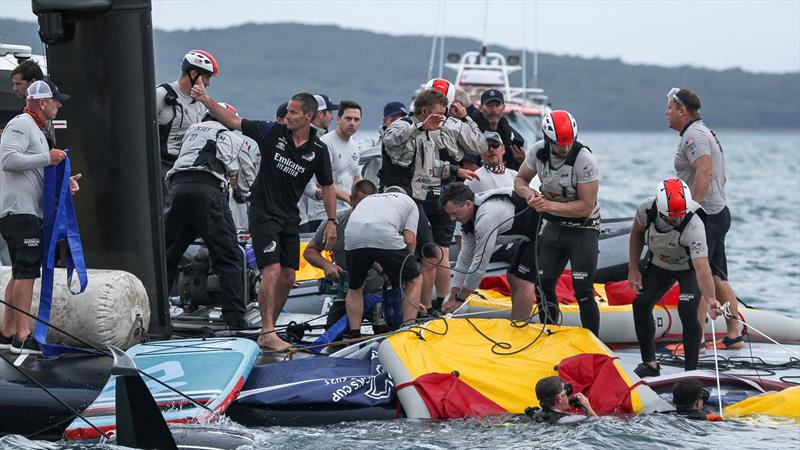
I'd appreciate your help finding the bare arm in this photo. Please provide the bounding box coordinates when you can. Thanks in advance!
[690,155,713,203]
[693,257,721,317]
[402,230,416,253]
[320,184,338,250]
[514,164,539,202]
[304,240,342,282]
[190,80,242,130]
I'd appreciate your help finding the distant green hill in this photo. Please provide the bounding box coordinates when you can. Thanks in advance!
[2,18,798,130]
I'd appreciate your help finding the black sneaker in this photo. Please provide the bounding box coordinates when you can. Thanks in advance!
[0,334,13,350]
[634,362,660,378]
[10,336,42,355]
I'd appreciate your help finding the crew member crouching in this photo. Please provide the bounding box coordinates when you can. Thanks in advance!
[342,187,424,338]
[164,102,256,330]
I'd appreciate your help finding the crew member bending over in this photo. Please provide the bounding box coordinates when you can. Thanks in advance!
[629,178,721,377]
[514,110,601,335]
[343,187,423,338]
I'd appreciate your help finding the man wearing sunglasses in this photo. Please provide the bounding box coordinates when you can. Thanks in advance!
[672,379,722,421]
[628,178,722,377]
[530,376,597,424]
[667,87,743,350]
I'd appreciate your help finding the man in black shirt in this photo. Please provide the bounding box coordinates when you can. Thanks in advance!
[192,83,337,351]
[468,89,526,171]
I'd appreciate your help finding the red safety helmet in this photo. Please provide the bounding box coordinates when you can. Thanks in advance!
[181,50,219,77]
[656,178,693,218]
[542,110,578,146]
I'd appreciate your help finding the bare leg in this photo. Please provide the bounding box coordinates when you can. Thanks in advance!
[401,275,423,325]
[270,267,295,321]
[2,279,16,337]
[11,279,34,339]
[420,256,436,310]
[714,276,743,340]
[510,277,536,322]
[433,246,450,303]
[345,287,364,331]
[257,263,291,351]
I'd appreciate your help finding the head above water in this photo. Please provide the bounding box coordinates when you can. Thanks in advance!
[535,376,570,410]
[672,379,709,411]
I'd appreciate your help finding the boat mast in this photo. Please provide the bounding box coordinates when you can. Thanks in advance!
[533,0,539,88]
[521,1,527,90]
[438,1,446,79]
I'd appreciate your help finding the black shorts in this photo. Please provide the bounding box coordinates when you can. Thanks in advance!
[422,194,456,247]
[0,214,42,279]
[704,206,730,280]
[346,247,420,290]
[413,201,437,259]
[248,204,300,270]
[508,240,538,283]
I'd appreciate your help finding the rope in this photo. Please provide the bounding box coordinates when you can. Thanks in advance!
[722,302,800,359]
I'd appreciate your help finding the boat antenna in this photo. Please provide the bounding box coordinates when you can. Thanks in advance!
[481,0,489,50]
[426,27,438,80]
[438,0,446,78]
[521,1,527,89]
[533,0,539,87]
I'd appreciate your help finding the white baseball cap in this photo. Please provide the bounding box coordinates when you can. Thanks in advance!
[27,80,70,102]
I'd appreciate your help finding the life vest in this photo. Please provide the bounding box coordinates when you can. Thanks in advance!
[643,199,707,271]
[524,406,571,424]
[158,83,206,163]
[665,409,723,422]
[378,117,415,194]
[535,141,599,227]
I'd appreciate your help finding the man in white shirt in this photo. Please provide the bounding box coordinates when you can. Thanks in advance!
[301,101,363,231]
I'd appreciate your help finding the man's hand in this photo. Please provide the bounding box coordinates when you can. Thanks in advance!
[706,298,723,319]
[323,262,343,282]
[314,187,323,200]
[573,392,597,416]
[509,144,526,163]
[456,168,479,181]
[322,220,337,251]
[49,148,66,165]
[628,268,642,293]
[449,102,467,120]
[69,173,81,195]
[523,188,542,208]
[190,78,209,102]
[530,196,554,213]
[230,174,238,191]
[421,114,445,131]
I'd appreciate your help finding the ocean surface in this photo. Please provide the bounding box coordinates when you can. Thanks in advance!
[2,130,799,449]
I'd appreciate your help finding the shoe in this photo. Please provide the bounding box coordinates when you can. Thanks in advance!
[0,334,13,351]
[10,336,42,355]
[634,362,660,378]
[711,336,745,350]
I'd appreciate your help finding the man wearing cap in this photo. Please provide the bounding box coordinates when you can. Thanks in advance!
[442,132,540,319]
[275,102,288,125]
[469,89,527,171]
[358,101,407,185]
[312,94,338,134]
[667,87,743,350]
[191,83,337,351]
[6,60,56,147]
[0,80,79,355]
[300,100,364,232]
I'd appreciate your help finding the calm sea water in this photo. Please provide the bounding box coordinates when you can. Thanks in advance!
[2,131,798,449]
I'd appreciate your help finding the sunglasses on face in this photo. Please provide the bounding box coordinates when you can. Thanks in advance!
[488,142,502,149]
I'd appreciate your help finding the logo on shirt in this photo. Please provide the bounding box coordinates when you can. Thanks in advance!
[263,241,277,253]
[583,164,594,177]
[23,238,40,247]
[301,151,315,162]
[273,152,306,177]
[691,241,703,251]
[276,137,287,151]
[685,138,696,155]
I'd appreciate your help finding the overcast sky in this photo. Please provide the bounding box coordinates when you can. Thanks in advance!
[2,0,798,73]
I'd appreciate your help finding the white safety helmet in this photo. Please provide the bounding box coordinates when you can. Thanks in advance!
[542,110,578,146]
[425,78,456,108]
[181,50,219,77]
[656,178,694,218]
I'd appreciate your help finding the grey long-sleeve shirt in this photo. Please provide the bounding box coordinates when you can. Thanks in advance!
[0,113,51,218]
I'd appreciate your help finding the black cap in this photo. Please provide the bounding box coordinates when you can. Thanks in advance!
[480,89,504,105]
[383,101,407,118]
[276,102,288,119]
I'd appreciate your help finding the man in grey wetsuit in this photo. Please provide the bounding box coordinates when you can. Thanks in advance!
[628,178,722,377]
[666,87,743,349]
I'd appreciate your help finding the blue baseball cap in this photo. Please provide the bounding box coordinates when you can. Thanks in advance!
[480,89,504,105]
[383,101,407,118]
[313,94,338,111]
[276,101,288,118]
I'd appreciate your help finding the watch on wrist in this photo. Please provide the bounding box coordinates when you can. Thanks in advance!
[327,217,337,225]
